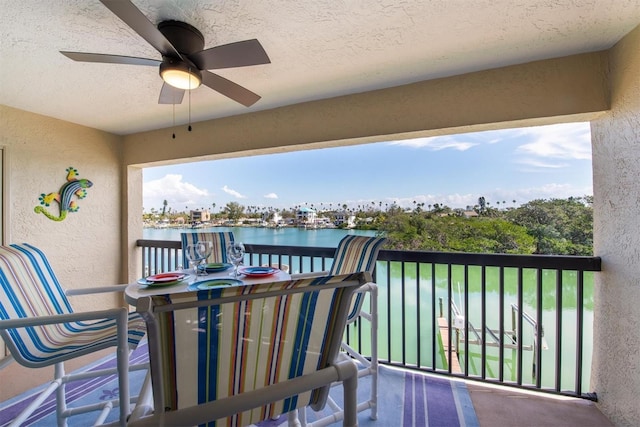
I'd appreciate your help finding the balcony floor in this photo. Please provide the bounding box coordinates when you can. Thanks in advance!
[0,348,613,427]
[466,381,612,426]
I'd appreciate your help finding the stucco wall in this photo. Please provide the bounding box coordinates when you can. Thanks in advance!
[0,105,124,399]
[591,24,640,427]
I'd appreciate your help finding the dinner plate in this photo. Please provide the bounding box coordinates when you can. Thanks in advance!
[188,278,243,290]
[137,272,188,287]
[146,272,186,283]
[238,266,279,277]
[198,262,233,273]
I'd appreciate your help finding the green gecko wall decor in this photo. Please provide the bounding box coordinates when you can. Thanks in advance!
[34,167,93,221]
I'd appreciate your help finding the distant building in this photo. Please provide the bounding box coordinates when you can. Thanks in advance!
[316,216,332,227]
[334,212,356,228]
[296,207,317,225]
[190,209,210,224]
[262,211,282,225]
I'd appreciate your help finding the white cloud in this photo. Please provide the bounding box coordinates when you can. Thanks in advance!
[515,159,569,169]
[338,182,591,210]
[264,193,279,199]
[387,123,590,160]
[515,122,591,160]
[388,136,478,151]
[222,185,246,199]
[488,183,592,205]
[143,174,209,212]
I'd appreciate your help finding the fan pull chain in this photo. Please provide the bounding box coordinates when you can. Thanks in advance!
[172,102,176,139]
[188,70,193,132]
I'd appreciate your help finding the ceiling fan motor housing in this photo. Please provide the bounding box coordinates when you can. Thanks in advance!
[157,20,204,55]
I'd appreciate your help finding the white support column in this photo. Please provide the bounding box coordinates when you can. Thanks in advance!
[591,24,640,427]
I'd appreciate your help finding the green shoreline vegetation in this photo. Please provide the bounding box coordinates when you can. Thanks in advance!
[144,196,593,256]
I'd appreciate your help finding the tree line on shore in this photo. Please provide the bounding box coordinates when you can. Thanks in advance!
[144,196,593,256]
[376,196,593,256]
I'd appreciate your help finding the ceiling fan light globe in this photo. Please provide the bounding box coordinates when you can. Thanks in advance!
[160,62,202,90]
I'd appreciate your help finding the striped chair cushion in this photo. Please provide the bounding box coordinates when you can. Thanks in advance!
[0,243,146,367]
[181,232,235,267]
[328,235,386,320]
[328,235,386,276]
[152,273,360,426]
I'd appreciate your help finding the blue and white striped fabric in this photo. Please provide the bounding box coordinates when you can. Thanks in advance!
[181,231,235,267]
[149,273,364,427]
[329,235,386,276]
[0,243,146,367]
[329,235,386,319]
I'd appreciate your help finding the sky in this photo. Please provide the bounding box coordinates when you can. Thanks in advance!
[143,122,593,213]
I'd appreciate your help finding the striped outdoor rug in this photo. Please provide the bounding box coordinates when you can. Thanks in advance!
[0,344,149,427]
[265,365,479,427]
[1,348,478,427]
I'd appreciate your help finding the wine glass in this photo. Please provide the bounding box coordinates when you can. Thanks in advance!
[197,241,213,275]
[184,242,206,276]
[226,242,245,279]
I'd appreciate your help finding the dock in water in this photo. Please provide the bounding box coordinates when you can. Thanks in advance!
[438,317,462,374]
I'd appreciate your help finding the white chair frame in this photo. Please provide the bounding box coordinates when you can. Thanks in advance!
[1,286,148,427]
[0,244,147,427]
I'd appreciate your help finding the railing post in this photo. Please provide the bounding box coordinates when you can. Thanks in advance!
[511,305,517,342]
[533,340,538,381]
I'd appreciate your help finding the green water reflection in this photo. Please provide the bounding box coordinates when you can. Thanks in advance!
[366,262,594,391]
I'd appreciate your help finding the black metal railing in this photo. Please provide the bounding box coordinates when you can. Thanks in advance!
[136,239,601,399]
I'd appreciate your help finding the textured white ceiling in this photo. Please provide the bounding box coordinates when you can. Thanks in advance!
[1,0,639,135]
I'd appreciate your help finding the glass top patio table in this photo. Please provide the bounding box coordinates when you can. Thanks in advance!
[124,267,291,305]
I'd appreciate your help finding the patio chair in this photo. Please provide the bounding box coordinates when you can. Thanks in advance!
[292,235,386,426]
[0,243,148,426]
[127,272,368,427]
[180,231,234,268]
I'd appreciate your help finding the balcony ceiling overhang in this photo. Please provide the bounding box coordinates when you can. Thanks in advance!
[1,0,639,136]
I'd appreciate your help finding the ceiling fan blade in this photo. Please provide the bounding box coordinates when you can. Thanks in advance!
[158,83,185,104]
[189,39,270,70]
[60,51,161,66]
[201,71,261,107]
[100,0,182,59]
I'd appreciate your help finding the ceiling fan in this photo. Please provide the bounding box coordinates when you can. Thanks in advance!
[61,0,270,107]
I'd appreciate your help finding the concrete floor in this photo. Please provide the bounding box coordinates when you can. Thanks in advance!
[467,382,613,427]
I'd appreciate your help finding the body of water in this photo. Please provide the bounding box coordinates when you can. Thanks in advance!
[143,226,378,247]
